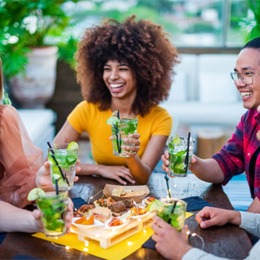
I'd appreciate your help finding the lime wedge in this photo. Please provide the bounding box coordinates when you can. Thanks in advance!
[111,110,119,118]
[147,200,164,213]
[67,141,79,152]
[172,136,181,145]
[27,188,46,201]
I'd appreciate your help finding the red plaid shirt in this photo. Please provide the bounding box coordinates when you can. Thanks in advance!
[213,108,260,200]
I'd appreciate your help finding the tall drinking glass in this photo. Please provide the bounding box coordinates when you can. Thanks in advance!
[110,117,138,157]
[37,191,68,237]
[48,142,78,191]
[168,135,195,177]
[159,198,187,231]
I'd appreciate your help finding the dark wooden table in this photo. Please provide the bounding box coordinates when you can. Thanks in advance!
[0,173,253,259]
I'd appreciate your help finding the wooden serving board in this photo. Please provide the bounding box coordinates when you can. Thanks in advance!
[74,212,154,249]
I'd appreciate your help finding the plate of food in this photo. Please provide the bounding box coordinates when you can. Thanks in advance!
[94,197,116,207]
[104,217,129,230]
[142,196,156,207]
[130,205,150,219]
[103,184,150,203]
[72,215,104,230]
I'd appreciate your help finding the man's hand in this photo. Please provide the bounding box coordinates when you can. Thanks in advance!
[195,206,241,228]
[152,215,192,259]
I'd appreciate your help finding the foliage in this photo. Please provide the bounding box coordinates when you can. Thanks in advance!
[246,0,260,41]
[2,89,12,105]
[71,1,179,42]
[0,0,79,79]
[184,22,216,34]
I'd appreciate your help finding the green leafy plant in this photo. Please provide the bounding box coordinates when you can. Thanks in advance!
[246,0,260,41]
[0,0,79,79]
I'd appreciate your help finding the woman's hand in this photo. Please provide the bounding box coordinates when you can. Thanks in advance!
[36,161,81,190]
[161,150,170,174]
[98,164,135,185]
[121,133,141,157]
[152,215,192,259]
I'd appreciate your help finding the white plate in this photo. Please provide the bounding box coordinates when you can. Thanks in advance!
[104,217,129,230]
[72,217,104,230]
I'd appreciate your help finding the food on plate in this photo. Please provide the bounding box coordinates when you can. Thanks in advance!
[112,187,146,198]
[108,201,127,214]
[94,197,115,207]
[142,196,156,206]
[75,214,94,225]
[91,207,112,223]
[147,196,156,203]
[121,198,134,208]
[77,203,95,216]
[131,206,148,216]
[111,187,124,197]
[107,217,123,227]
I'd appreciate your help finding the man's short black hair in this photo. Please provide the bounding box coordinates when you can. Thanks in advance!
[243,37,260,49]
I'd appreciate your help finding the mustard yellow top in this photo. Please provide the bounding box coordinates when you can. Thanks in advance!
[67,101,172,166]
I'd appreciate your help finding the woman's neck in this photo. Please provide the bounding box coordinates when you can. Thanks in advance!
[110,102,135,118]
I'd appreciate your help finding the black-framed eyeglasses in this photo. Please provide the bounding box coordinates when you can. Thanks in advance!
[230,71,260,85]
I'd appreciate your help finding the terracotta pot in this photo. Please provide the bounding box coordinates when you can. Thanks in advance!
[9,46,58,108]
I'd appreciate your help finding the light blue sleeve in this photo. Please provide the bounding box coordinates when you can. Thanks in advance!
[240,211,260,238]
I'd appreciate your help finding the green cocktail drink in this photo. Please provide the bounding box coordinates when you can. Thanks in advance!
[158,198,187,231]
[48,142,79,191]
[27,188,68,237]
[168,135,194,177]
[107,111,138,157]
[37,191,68,237]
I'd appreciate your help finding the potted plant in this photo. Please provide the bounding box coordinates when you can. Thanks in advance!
[0,0,79,108]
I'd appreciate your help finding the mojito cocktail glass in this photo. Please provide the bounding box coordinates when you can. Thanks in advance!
[158,198,187,231]
[37,191,68,237]
[107,115,138,157]
[168,135,195,177]
[48,142,78,191]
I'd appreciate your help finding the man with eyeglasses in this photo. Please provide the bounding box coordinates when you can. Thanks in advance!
[162,37,260,213]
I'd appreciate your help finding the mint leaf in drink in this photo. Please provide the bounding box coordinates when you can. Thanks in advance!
[107,110,121,126]
[107,117,120,126]
[122,119,138,135]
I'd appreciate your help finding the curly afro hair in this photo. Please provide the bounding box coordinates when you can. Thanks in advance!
[76,15,179,116]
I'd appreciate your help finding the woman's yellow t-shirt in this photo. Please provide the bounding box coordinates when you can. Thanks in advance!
[67,101,172,166]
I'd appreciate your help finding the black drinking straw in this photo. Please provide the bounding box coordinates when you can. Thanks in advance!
[115,110,121,153]
[184,132,191,173]
[47,142,70,187]
[164,173,171,198]
[168,201,177,224]
[55,179,59,195]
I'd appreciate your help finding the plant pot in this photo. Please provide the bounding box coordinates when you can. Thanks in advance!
[9,46,58,108]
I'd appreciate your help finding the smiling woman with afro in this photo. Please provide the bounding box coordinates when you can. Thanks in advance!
[54,15,179,185]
